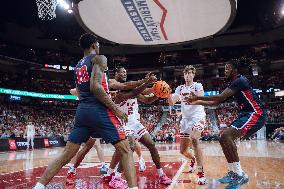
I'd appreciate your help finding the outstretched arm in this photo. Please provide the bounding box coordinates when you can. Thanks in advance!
[168,93,180,106]
[137,94,159,104]
[186,88,234,105]
[115,74,156,103]
[115,82,150,104]
[109,79,147,91]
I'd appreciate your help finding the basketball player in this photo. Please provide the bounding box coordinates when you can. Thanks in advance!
[65,89,108,184]
[65,73,154,184]
[34,33,138,189]
[186,60,266,188]
[24,121,35,150]
[167,65,207,185]
[105,67,172,188]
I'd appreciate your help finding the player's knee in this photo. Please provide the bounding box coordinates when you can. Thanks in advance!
[115,139,132,155]
[191,138,199,147]
[220,132,231,144]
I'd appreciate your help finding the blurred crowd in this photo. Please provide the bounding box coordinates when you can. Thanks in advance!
[0,104,73,139]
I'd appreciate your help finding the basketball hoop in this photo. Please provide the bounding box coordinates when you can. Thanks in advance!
[36,0,58,20]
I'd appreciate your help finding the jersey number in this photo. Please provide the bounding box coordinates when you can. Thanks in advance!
[76,65,90,84]
[127,102,135,115]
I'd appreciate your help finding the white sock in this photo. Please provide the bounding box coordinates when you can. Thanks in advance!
[68,163,75,173]
[107,168,114,175]
[232,162,243,176]
[34,182,45,189]
[115,171,122,178]
[228,163,234,172]
[197,166,203,173]
[129,187,138,189]
[157,168,164,176]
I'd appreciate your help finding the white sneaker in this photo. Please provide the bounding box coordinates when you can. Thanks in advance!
[197,172,207,185]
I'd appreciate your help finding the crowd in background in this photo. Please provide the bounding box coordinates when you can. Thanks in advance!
[0,104,73,139]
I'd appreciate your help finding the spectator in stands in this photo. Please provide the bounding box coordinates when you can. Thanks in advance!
[271,127,284,141]
[0,129,10,139]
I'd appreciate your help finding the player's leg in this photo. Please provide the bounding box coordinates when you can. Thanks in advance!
[26,135,31,150]
[31,135,35,150]
[113,139,137,188]
[108,135,137,187]
[180,136,196,173]
[190,126,206,185]
[138,128,171,185]
[218,111,266,187]
[93,138,108,174]
[134,141,146,172]
[34,141,81,188]
[34,105,93,189]
[97,108,137,188]
[66,137,95,184]
[218,127,246,185]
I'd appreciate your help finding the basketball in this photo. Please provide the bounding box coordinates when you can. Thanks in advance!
[152,81,171,98]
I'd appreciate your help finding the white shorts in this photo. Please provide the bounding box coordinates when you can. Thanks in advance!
[27,133,35,138]
[180,116,206,138]
[125,121,148,140]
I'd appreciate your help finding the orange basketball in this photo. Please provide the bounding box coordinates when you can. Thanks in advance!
[152,81,171,98]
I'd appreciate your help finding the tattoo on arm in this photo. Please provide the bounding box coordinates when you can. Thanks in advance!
[90,56,118,111]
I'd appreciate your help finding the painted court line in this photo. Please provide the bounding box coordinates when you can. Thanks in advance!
[167,159,188,189]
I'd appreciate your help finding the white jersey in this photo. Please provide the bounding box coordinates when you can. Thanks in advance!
[27,124,35,136]
[174,82,206,118]
[119,98,140,124]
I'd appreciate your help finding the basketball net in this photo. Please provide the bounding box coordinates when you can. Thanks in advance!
[36,0,58,20]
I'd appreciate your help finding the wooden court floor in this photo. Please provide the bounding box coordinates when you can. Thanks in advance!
[0,140,283,189]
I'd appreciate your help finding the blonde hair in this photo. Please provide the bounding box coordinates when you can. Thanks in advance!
[183,65,196,74]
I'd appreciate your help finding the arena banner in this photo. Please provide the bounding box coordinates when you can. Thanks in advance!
[0,137,66,152]
[75,0,236,45]
[0,88,78,100]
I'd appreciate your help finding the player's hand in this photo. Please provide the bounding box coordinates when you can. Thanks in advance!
[145,72,152,79]
[184,92,198,103]
[113,108,128,124]
[147,74,157,84]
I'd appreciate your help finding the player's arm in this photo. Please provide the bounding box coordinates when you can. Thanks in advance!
[141,88,154,95]
[90,55,121,112]
[189,100,220,106]
[109,78,147,90]
[168,86,181,106]
[168,94,180,106]
[115,81,151,104]
[186,88,234,105]
[137,94,159,104]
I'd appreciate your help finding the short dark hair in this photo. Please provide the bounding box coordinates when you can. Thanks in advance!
[115,66,125,74]
[79,33,98,50]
